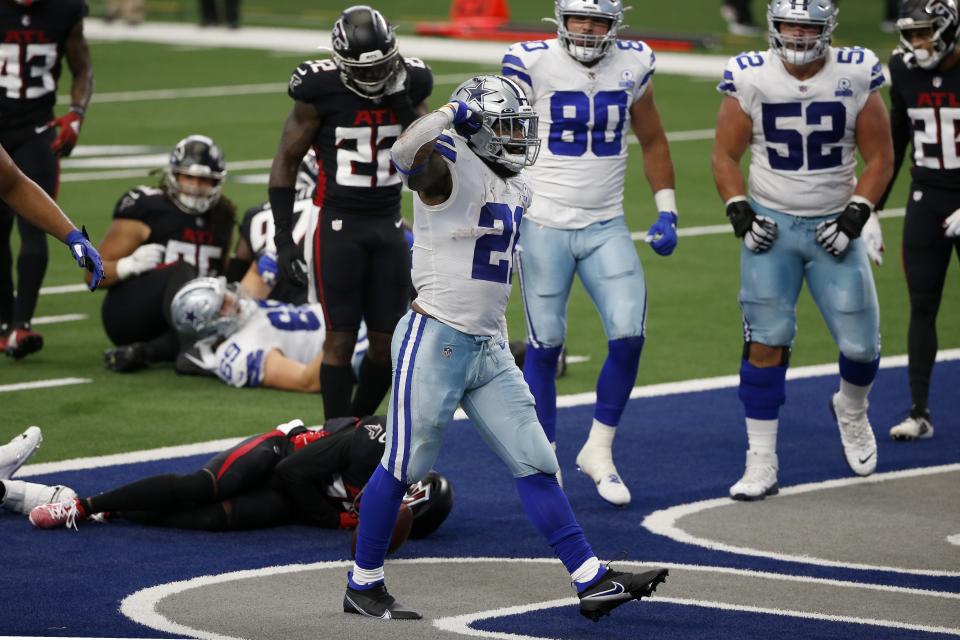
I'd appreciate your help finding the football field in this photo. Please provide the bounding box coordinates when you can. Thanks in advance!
[1,14,959,639]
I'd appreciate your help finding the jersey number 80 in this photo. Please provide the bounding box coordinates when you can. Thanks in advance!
[549,90,629,157]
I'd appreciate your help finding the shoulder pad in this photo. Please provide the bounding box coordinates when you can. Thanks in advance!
[834,47,885,92]
[502,41,550,93]
[403,58,434,103]
[288,59,340,102]
[113,186,165,219]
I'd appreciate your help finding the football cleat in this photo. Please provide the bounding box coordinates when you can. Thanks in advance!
[576,443,631,506]
[5,324,43,360]
[29,498,82,531]
[830,392,878,476]
[729,451,779,501]
[104,342,148,372]
[0,480,77,515]
[0,426,42,480]
[343,583,422,620]
[890,410,934,441]
[578,567,668,622]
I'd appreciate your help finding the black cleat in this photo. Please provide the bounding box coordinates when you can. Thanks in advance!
[578,567,668,622]
[104,343,148,372]
[343,584,422,620]
[5,325,43,360]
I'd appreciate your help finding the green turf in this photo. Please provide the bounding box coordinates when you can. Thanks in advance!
[3,38,956,463]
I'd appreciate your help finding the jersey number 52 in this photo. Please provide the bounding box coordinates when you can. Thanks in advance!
[762,101,847,171]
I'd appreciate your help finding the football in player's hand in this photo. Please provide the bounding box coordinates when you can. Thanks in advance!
[351,504,413,559]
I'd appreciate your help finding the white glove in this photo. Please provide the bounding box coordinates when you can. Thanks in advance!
[116,243,165,280]
[944,208,960,238]
[744,215,778,252]
[861,213,884,266]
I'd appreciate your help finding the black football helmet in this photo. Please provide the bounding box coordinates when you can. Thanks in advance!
[165,134,227,215]
[403,471,453,539]
[897,0,960,69]
[330,5,402,99]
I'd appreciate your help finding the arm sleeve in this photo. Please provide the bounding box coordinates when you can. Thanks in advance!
[389,108,455,178]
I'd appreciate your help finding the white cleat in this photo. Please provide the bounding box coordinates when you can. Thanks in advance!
[729,451,779,501]
[890,413,934,441]
[576,444,631,506]
[0,480,77,515]
[830,393,877,476]
[0,426,42,480]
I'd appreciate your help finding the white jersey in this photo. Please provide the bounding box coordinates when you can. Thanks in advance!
[411,133,532,338]
[718,47,885,217]
[501,38,655,229]
[215,301,326,388]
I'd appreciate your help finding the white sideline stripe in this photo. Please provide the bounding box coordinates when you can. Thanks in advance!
[0,378,91,393]
[83,20,730,78]
[55,73,479,106]
[30,313,88,326]
[38,283,88,295]
[17,349,960,473]
[71,144,166,156]
[643,464,960,577]
[61,156,273,170]
[118,558,960,640]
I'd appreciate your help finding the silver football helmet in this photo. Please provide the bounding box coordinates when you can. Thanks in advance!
[170,277,256,338]
[896,0,960,69]
[449,75,541,172]
[768,0,838,65]
[164,135,227,215]
[551,0,625,63]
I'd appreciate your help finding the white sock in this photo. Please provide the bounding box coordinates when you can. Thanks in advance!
[570,556,602,586]
[350,564,384,586]
[583,419,616,451]
[745,418,778,455]
[839,379,872,410]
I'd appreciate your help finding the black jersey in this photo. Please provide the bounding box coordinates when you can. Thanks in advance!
[0,0,87,130]
[113,186,234,277]
[238,197,310,304]
[287,56,433,216]
[888,51,960,193]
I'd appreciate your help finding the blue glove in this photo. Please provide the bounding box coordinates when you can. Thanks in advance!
[66,226,103,291]
[446,100,483,138]
[645,211,678,256]
[257,250,279,287]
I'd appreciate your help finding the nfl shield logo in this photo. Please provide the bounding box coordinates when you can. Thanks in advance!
[332,219,343,231]
[442,346,453,358]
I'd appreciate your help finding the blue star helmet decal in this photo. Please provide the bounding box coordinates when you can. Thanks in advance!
[459,78,496,103]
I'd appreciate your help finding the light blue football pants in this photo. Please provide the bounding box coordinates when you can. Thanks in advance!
[741,202,881,362]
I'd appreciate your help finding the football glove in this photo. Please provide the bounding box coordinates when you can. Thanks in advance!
[816,198,872,257]
[275,231,307,287]
[442,100,483,138]
[48,108,83,158]
[861,213,884,266]
[726,198,777,252]
[116,243,165,281]
[645,211,678,256]
[257,250,279,287]
[944,207,960,238]
[65,226,103,291]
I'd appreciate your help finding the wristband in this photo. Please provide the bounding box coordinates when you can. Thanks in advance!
[653,188,677,214]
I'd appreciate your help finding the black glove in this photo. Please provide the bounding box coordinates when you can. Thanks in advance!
[269,186,308,287]
[726,198,777,252]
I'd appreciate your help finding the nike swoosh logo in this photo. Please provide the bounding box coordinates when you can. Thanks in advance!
[858,452,875,464]
[183,352,211,370]
[35,124,50,134]
[394,219,403,228]
[584,581,625,599]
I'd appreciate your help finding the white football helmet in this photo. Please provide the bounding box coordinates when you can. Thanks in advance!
[449,75,541,173]
[768,0,838,65]
[170,277,256,338]
[551,0,625,63]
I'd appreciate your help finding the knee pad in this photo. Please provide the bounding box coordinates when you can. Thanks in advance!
[738,359,787,420]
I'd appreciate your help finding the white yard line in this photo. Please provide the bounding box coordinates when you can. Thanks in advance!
[0,378,91,393]
[30,313,88,325]
[38,283,89,295]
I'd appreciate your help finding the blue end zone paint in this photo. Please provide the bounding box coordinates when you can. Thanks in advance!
[2,361,958,637]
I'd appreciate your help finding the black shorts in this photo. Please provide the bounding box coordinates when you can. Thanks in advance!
[311,209,411,334]
[0,125,58,201]
[101,260,196,345]
[903,183,960,297]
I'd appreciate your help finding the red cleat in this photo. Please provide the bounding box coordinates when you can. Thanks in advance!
[29,498,83,530]
[5,324,43,360]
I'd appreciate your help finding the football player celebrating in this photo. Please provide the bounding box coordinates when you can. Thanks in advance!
[269,5,433,420]
[95,135,236,373]
[501,0,678,505]
[0,0,94,359]
[170,276,368,392]
[28,417,400,532]
[344,75,668,622]
[712,0,893,500]
[881,0,960,441]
